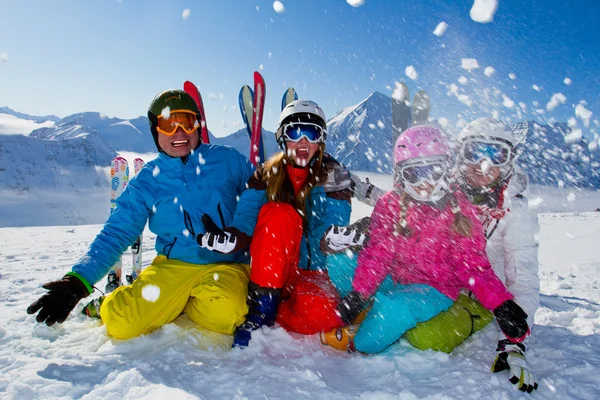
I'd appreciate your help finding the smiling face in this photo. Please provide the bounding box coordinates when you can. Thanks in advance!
[157,126,199,158]
[285,137,320,167]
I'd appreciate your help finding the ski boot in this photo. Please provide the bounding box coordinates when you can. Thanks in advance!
[105,270,122,293]
[232,282,281,348]
[82,296,104,319]
[320,325,358,352]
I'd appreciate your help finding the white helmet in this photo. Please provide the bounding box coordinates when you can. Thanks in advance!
[457,117,515,146]
[276,100,327,146]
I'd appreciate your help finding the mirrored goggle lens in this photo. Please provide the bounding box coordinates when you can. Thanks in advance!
[401,163,446,185]
[462,141,510,165]
[282,123,325,143]
[156,111,199,136]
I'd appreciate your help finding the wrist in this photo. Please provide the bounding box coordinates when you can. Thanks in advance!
[65,272,93,297]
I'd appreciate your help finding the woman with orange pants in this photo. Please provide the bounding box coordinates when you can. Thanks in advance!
[196,100,365,347]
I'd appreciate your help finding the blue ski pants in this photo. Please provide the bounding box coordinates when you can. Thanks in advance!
[327,253,453,354]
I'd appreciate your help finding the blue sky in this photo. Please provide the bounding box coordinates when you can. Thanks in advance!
[0,0,598,137]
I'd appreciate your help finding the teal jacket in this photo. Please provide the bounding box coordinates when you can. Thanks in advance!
[72,144,254,286]
[231,154,353,271]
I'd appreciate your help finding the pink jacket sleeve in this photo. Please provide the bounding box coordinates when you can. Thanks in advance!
[454,194,513,311]
[352,192,400,297]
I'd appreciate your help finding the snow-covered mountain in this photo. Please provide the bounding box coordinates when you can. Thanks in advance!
[0,106,60,123]
[326,91,394,174]
[31,112,155,153]
[0,130,115,227]
[0,107,59,135]
[512,121,600,189]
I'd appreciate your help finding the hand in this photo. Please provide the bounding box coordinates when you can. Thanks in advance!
[492,340,538,393]
[324,217,371,252]
[27,275,90,326]
[197,214,249,254]
[493,300,530,343]
[337,290,370,325]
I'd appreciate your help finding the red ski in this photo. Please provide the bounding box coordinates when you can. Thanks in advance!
[183,81,210,144]
[249,71,266,167]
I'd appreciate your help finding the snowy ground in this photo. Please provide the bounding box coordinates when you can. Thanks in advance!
[1,175,600,399]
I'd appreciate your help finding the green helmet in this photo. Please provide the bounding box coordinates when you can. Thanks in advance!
[147,89,202,152]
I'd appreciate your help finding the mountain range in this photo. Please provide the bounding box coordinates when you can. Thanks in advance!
[1,93,599,226]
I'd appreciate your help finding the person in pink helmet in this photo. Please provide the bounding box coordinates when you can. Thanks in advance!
[320,125,530,356]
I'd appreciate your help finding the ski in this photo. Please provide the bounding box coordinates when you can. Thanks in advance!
[107,156,129,293]
[183,81,210,144]
[412,90,431,126]
[281,87,298,111]
[238,84,255,160]
[392,82,411,154]
[250,71,266,167]
[126,158,145,285]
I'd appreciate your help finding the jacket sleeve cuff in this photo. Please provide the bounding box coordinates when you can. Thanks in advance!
[65,271,94,295]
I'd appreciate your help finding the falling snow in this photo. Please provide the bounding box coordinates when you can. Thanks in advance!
[347,0,365,7]
[182,9,191,20]
[405,65,418,80]
[470,0,499,23]
[273,1,285,13]
[433,21,448,37]
[483,66,495,77]
[141,284,161,302]
[461,58,480,71]
[546,93,567,111]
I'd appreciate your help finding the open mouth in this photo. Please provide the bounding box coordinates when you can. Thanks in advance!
[295,148,309,158]
[171,139,189,148]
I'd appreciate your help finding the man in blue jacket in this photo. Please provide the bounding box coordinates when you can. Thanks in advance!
[27,89,255,339]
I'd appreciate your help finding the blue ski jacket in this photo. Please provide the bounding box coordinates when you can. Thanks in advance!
[231,154,353,271]
[72,144,254,286]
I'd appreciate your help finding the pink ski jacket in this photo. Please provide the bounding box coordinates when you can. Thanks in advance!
[353,190,513,311]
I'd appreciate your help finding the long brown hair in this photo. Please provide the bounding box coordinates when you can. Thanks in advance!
[395,191,473,237]
[261,143,327,226]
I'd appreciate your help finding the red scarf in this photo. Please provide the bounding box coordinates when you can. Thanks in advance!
[286,164,309,195]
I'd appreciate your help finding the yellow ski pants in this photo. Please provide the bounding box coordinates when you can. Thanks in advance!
[100,256,250,340]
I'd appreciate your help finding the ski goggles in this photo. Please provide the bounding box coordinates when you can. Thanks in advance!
[156,111,199,136]
[460,139,513,166]
[399,161,447,186]
[280,122,325,143]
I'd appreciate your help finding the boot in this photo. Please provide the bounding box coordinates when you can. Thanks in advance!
[320,325,358,352]
[232,282,281,348]
[105,271,122,293]
[82,296,104,319]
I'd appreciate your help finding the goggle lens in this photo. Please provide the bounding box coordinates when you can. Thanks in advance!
[462,141,510,166]
[401,163,446,185]
[281,123,325,143]
[156,111,199,136]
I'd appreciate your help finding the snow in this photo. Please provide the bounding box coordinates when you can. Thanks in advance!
[0,114,55,135]
[460,58,479,72]
[564,77,573,85]
[547,93,567,111]
[532,84,542,92]
[575,104,593,127]
[509,73,517,80]
[2,176,600,398]
[433,21,448,37]
[346,0,365,7]
[405,65,418,80]
[502,94,514,109]
[0,52,8,62]
[273,1,285,14]
[484,66,495,77]
[470,0,499,23]
[182,9,190,20]
[458,76,468,85]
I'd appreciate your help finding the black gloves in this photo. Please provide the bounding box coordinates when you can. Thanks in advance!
[492,339,538,393]
[197,214,250,254]
[337,290,371,325]
[27,275,91,326]
[493,300,530,342]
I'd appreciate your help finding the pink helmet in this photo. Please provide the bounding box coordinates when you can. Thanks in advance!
[394,125,450,165]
